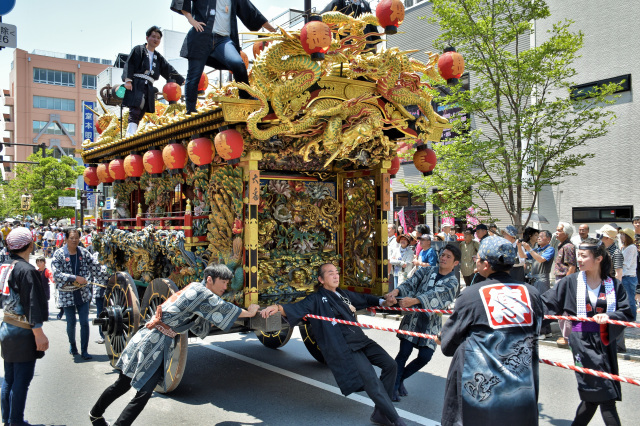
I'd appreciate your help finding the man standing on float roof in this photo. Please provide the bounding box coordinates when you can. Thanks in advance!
[170,0,276,113]
[122,26,185,137]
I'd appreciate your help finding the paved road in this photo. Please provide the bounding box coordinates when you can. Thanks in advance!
[6,300,640,426]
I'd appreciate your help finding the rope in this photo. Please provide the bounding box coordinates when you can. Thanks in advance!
[369,307,639,328]
[305,313,640,386]
[539,359,640,387]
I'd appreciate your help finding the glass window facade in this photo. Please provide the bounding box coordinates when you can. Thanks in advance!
[33,68,76,87]
[33,95,75,111]
[82,74,97,90]
[32,121,76,136]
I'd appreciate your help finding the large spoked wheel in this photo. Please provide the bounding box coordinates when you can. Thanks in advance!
[299,323,325,364]
[255,323,294,349]
[139,278,188,394]
[97,272,140,367]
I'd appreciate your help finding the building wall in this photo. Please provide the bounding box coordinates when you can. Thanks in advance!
[4,49,108,177]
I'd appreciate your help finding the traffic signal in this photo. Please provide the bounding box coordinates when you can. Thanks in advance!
[80,195,87,209]
[98,195,105,208]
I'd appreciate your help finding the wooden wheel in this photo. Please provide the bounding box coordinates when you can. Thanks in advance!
[255,324,294,349]
[299,323,325,364]
[98,272,140,368]
[139,278,188,394]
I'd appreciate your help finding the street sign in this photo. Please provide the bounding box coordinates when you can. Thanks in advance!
[0,22,17,48]
[105,197,114,210]
[0,1,17,16]
[58,196,77,207]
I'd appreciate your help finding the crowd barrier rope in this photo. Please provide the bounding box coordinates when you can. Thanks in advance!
[367,307,640,329]
[305,313,640,387]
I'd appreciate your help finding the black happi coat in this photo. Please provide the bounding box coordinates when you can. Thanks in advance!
[283,287,382,395]
[0,255,49,362]
[122,44,185,113]
[170,0,267,68]
[440,272,543,426]
[542,273,633,402]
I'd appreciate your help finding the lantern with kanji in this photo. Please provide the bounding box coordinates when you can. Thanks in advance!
[83,165,99,188]
[162,140,188,175]
[214,126,244,165]
[188,134,215,168]
[109,157,126,183]
[438,47,465,85]
[253,40,269,58]
[300,15,332,61]
[388,156,401,178]
[124,152,144,181]
[143,147,165,177]
[197,73,208,95]
[376,0,405,35]
[163,80,181,103]
[97,163,114,185]
[413,145,437,176]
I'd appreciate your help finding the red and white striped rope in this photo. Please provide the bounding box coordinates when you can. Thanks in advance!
[304,314,437,340]
[369,307,639,328]
[305,313,640,386]
[539,359,640,386]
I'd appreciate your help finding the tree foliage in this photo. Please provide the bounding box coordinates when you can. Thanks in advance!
[0,150,82,221]
[405,0,620,229]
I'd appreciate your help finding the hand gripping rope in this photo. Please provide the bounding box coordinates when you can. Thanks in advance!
[306,311,640,387]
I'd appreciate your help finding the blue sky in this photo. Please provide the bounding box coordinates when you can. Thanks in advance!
[0,0,333,91]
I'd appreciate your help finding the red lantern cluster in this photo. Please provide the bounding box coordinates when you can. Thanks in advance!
[97,163,114,185]
[188,134,215,168]
[413,145,437,176]
[438,47,465,84]
[143,147,165,177]
[163,80,181,103]
[376,0,405,35]
[198,73,209,94]
[162,141,188,175]
[214,127,244,165]
[124,152,144,181]
[300,15,332,61]
[388,156,401,177]
[109,157,127,182]
[83,165,99,188]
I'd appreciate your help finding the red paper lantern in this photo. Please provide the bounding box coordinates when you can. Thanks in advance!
[198,73,208,94]
[109,157,127,182]
[438,47,465,84]
[188,135,215,168]
[376,0,405,35]
[413,146,437,176]
[300,15,332,61]
[97,163,114,185]
[388,156,401,177]
[240,51,249,69]
[83,165,99,188]
[252,40,269,58]
[163,80,181,103]
[162,141,188,174]
[214,127,244,165]
[124,152,144,180]
[143,148,165,177]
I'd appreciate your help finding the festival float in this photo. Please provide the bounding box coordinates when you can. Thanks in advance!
[82,7,455,393]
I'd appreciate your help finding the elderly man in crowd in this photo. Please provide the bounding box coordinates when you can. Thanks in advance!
[519,229,555,337]
[553,222,578,346]
[571,224,590,247]
[502,225,526,282]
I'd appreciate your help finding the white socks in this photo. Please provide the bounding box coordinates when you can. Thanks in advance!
[125,123,138,137]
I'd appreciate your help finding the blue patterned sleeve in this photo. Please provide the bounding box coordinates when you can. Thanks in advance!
[416,274,458,310]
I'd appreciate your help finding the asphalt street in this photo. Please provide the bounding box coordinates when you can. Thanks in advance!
[6,298,640,426]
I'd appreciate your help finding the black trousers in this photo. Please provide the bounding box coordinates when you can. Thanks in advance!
[353,341,399,422]
[572,399,621,426]
[91,365,163,426]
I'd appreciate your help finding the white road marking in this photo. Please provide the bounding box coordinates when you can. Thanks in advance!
[195,341,440,426]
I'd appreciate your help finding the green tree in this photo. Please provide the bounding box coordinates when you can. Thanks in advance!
[406,0,620,229]
[4,150,81,221]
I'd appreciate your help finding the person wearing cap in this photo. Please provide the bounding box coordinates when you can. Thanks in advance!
[414,224,431,257]
[437,221,457,242]
[385,244,460,402]
[599,224,623,284]
[0,227,50,426]
[52,228,107,360]
[501,225,526,282]
[413,234,438,271]
[438,236,544,426]
[90,264,260,426]
[389,234,416,288]
[474,223,489,242]
[542,238,632,426]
